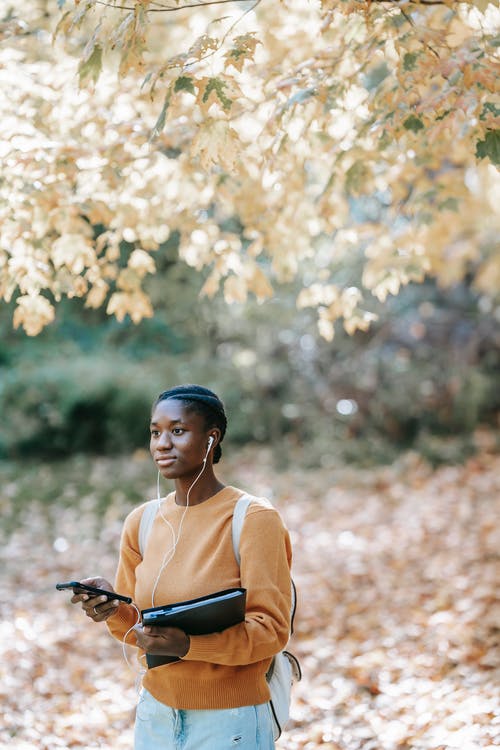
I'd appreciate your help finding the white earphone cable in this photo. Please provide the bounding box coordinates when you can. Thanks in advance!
[121,602,144,675]
[151,451,210,606]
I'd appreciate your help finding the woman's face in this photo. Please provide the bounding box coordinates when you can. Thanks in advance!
[150,399,214,480]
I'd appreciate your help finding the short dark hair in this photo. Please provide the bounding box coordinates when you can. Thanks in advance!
[153,384,227,463]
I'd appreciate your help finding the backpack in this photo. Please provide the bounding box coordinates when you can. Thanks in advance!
[138,493,301,740]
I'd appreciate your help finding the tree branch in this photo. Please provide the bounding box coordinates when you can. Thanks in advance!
[179,0,260,67]
[389,0,441,57]
[94,0,254,11]
[375,0,449,3]
[94,0,453,11]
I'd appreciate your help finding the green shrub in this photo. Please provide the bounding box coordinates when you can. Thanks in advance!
[0,357,160,458]
[0,353,262,459]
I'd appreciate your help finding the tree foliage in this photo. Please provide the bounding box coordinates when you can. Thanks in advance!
[1,0,499,336]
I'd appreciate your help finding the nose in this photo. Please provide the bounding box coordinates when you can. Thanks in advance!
[156,431,172,449]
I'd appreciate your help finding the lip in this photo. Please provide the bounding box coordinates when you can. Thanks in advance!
[156,456,177,467]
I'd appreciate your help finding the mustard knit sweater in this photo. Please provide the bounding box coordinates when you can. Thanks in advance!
[107,486,292,710]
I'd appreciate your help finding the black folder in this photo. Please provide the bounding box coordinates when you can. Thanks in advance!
[141,587,246,669]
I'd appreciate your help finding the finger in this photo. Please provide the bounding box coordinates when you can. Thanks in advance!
[133,632,147,648]
[142,626,166,637]
[82,595,107,614]
[143,625,165,636]
[145,625,177,637]
[86,598,119,620]
[134,629,159,647]
[136,635,157,651]
[98,600,120,616]
[90,600,119,616]
[71,593,89,604]
[83,596,107,614]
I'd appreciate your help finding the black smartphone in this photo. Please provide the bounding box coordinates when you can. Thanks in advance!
[56,581,132,604]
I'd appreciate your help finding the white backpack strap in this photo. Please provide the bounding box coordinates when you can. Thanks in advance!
[232,494,274,565]
[138,499,160,558]
[231,494,253,566]
[232,494,297,633]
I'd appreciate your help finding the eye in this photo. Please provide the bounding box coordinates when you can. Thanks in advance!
[150,429,160,437]
[172,427,185,435]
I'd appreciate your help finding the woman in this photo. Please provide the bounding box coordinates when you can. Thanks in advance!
[70,384,292,749]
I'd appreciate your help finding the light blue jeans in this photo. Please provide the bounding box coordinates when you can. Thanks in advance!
[134,688,275,750]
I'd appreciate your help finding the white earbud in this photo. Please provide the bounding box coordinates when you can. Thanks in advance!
[204,436,214,460]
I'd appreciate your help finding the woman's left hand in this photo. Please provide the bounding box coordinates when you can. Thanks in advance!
[133,623,190,658]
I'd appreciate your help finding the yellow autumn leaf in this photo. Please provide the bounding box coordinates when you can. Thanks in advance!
[246,265,273,302]
[87,201,114,227]
[7,244,51,296]
[200,271,221,299]
[470,0,496,12]
[128,249,156,277]
[223,275,247,304]
[105,243,121,263]
[371,274,403,303]
[317,315,335,342]
[297,283,339,309]
[106,290,154,323]
[51,235,96,274]
[344,311,378,336]
[13,294,55,336]
[68,275,88,299]
[85,279,109,309]
[474,254,500,295]
[190,119,241,172]
[116,267,142,292]
[224,33,260,73]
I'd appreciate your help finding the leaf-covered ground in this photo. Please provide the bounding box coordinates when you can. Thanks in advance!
[1,446,499,749]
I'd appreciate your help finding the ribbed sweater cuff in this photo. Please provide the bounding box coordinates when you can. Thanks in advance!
[184,635,223,662]
[106,602,139,644]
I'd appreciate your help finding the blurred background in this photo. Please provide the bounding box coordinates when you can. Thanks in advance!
[1,243,499,470]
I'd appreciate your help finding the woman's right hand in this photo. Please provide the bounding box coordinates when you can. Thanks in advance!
[71,576,120,623]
